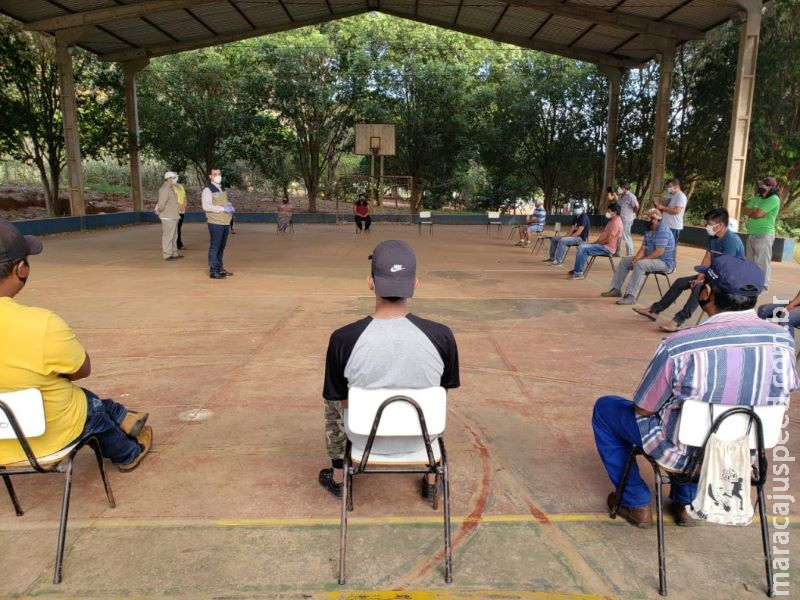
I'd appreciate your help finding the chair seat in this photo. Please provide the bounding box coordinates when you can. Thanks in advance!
[350,438,442,466]
[1,441,79,470]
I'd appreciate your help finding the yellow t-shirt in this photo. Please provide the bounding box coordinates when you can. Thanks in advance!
[0,297,87,464]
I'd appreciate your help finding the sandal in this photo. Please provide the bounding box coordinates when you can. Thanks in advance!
[318,468,343,498]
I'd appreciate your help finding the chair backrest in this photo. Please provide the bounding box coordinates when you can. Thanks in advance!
[487,211,501,220]
[345,387,446,437]
[552,222,562,234]
[419,211,432,219]
[0,389,46,440]
[678,399,786,450]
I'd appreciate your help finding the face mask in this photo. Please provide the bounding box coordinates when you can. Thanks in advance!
[667,187,675,195]
[172,176,179,184]
[212,175,222,185]
[705,224,719,236]
[757,186,768,197]
[650,219,659,229]
[574,207,584,215]
[605,211,612,219]
[617,188,624,195]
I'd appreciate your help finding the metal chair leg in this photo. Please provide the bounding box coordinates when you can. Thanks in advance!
[655,275,664,298]
[756,483,774,597]
[3,474,23,516]
[610,449,638,518]
[89,438,116,508]
[441,444,452,584]
[53,458,75,584]
[432,471,440,511]
[653,464,667,596]
[338,451,351,585]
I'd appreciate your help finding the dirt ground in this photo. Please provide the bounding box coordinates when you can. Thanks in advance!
[0,222,798,599]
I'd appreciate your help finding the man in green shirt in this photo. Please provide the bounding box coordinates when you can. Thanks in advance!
[741,176,780,289]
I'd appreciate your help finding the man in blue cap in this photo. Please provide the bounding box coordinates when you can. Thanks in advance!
[319,240,460,500]
[593,256,798,528]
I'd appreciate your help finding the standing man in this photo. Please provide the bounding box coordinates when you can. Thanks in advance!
[320,240,460,500]
[173,173,188,251]
[155,171,181,261]
[601,208,675,305]
[201,168,235,280]
[568,202,623,280]
[544,205,590,266]
[0,222,153,472]
[593,256,798,528]
[741,176,780,289]
[617,181,639,257]
[655,178,687,245]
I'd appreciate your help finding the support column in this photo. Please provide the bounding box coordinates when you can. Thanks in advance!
[599,65,622,211]
[55,29,86,217]
[123,58,149,212]
[649,42,675,209]
[723,1,762,226]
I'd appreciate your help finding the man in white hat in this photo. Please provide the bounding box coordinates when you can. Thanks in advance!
[156,171,182,261]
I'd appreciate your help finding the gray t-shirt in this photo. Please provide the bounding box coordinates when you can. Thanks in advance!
[618,191,639,222]
[661,190,688,230]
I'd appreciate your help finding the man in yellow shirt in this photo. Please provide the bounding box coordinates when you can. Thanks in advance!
[0,222,152,471]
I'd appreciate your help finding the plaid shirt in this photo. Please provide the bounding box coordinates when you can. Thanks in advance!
[633,310,798,471]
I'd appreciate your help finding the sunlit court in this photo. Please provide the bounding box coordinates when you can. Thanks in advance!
[1,221,798,599]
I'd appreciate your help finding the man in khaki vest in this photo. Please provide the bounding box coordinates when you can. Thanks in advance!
[156,171,182,261]
[201,167,235,279]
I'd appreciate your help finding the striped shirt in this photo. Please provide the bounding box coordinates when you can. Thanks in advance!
[644,222,676,271]
[528,206,546,232]
[633,310,798,471]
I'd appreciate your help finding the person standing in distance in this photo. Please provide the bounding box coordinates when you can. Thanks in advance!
[156,171,182,261]
[617,181,639,257]
[201,168,235,280]
[741,176,780,290]
[173,172,188,251]
[654,178,687,246]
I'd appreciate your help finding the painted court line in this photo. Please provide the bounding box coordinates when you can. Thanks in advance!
[325,591,613,600]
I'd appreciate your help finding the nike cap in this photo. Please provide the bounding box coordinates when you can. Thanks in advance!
[369,240,416,298]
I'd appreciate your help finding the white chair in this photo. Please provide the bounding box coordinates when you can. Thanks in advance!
[611,399,787,596]
[338,387,451,585]
[418,211,433,235]
[486,211,502,235]
[532,221,561,255]
[0,389,116,584]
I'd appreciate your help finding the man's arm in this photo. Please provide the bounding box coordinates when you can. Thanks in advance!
[742,206,767,218]
[572,225,585,238]
[656,204,684,215]
[786,289,800,311]
[633,343,674,416]
[643,246,665,260]
[201,188,226,212]
[65,353,91,381]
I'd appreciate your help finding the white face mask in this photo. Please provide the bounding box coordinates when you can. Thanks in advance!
[212,175,222,185]
[172,176,179,184]
[705,224,720,236]
[574,207,584,215]
[617,188,624,195]
[605,211,612,219]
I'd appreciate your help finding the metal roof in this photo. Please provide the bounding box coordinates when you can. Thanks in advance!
[0,1,756,67]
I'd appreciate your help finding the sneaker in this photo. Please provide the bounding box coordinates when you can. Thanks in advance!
[119,411,149,437]
[210,272,226,279]
[318,468,343,498]
[117,426,153,472]
[542,258,554,263]
[164,256,178,261]
[550,262,563,267]
[221,270,234,276]
[633,306,659,321]
[601,288,622,297]
[514,240,524,246]
[569,273,585,280]
[523,241,530,247]
[616,295,636,305]
[421,475,436,501]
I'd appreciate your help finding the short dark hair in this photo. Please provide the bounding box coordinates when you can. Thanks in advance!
[606,186,614,194]
[381,296,403,302]
[0,258,16,280]
[607,202,621,215]
[619,180,629,190]
[670,178,681,187]
[282,198,289,204]
[208,167,219,175]
[708,281,757,312]
[704,207,729,226]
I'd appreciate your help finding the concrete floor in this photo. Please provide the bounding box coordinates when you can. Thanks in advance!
[1,222,798,599]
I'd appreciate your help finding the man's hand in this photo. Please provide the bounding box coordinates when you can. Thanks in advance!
[689,275,704,288]
[634,405,656,417]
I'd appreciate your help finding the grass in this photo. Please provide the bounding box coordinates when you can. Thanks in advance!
[85,182,132,194]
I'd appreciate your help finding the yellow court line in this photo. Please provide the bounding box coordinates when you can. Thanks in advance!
[326,591,614,600]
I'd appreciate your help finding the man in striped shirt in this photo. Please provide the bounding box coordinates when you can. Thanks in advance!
[515,200,547,247]
[593,256,798,528]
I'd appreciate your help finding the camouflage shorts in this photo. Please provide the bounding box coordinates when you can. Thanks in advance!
[324,399,346,460]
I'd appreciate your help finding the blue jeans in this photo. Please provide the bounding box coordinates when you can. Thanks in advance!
[670,228,681,244]
[78,389,141,465]
[650,275,700,325]
[549,236,582,263]
[208,223,230,274]
[573,244,611,275]
[592,395,696,508]
[758,303,800,335]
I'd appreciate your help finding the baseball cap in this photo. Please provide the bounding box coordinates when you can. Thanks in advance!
[758,176,778,188]
[0,221,43,264]
[164,171,178,180]
[369,240,416,298]
[694,255,764,297]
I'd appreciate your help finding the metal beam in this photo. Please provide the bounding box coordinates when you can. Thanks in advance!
[380,9,645,68]
[26,0,218,31]
[100,8,370,61]
[123,58,149,213]
[506,0,704,41]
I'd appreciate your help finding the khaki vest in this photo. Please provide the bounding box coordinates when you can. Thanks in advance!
[205,187,232,225]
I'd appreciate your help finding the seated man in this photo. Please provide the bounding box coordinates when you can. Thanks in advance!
[601,208,675,305]
[568,202,623,280]
[515,200,546,247]
[758,287,800,336]
[593,256,798,528]
[633,207,744,332]
[544,205,590,266]
[320,240,460,499]
[0,222,152,471]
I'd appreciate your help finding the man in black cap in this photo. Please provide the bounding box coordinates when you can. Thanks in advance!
[319,240,460,499]
[0,222,153,471]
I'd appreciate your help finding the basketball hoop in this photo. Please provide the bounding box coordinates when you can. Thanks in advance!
[369,137,381,156]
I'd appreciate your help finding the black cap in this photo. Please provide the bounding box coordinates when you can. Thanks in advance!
[695,256,764,297]
[369,240,416,298]
[0,222,43,264]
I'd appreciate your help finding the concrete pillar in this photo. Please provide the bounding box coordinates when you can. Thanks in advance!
[123,58,149,212]
[55,29,86,217]
[723,1,762,225]
[598,65,622,211]
[649,42,675,209]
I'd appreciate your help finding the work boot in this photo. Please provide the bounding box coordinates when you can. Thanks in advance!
[117,426,153,473]
[607,493,652,529]
[318,468,343,498]
[119,411,149,437]
[669,503,699,527]
[601,288,622,297]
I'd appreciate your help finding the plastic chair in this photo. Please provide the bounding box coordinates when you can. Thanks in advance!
[610,399,786,596]
[0,389,116,584]
[276,219,294,235]
[531,222,561,255]
[338,387,451,585]
[486,211,502,235]
[418,211,433,235]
